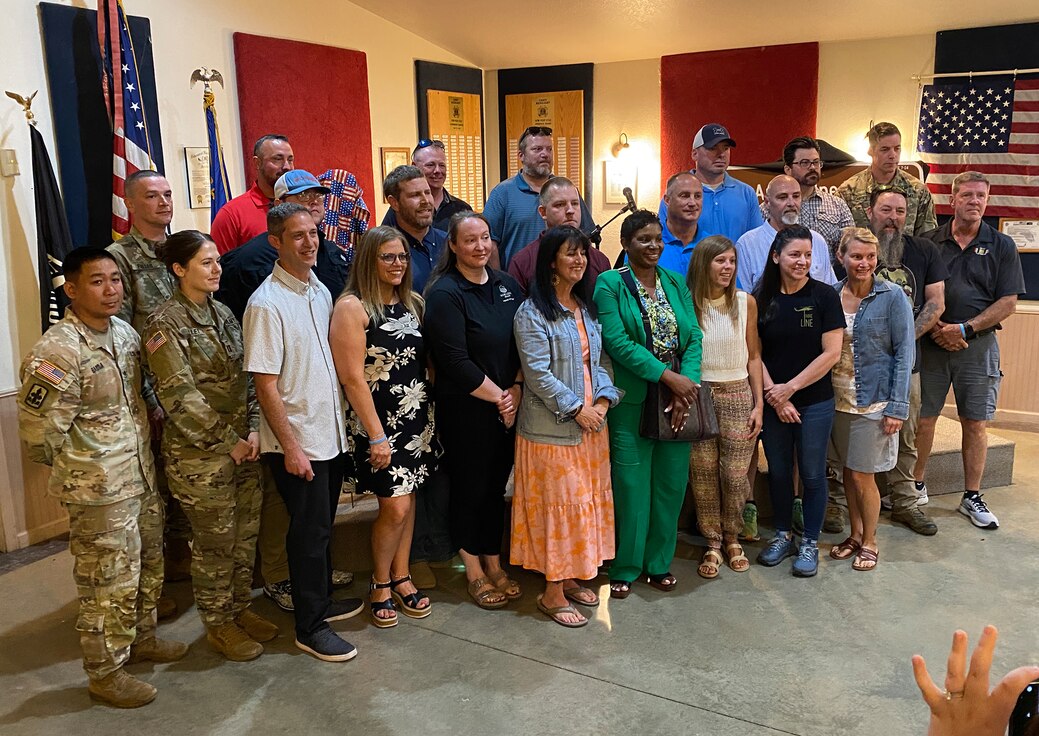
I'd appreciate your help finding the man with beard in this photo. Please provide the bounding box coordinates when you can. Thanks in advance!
[838,122,937,236]
[659,123,762,243]
[384,165,447,293]
[823,187,948,536]
[917,172,1025,530]
[382,140,471,232]
[735,175,836,289]
[483,126,595,269]
[657,172,713,275]
[506,176,612,295]
[766,137,854,276]
[212,134,295,255]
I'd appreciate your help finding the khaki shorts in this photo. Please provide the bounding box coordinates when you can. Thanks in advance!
[830,409,897,474]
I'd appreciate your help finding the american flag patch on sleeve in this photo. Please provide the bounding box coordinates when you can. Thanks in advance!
[34,360,67,386]
[145,331,168,355]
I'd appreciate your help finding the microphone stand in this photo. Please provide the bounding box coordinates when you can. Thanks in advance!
[587,203,633,248]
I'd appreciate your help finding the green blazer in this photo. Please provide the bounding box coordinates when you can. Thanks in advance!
[593,267,703,405]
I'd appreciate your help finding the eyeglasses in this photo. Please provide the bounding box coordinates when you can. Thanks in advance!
[377,252,410,264]
[519,126,553,145]
[288,191,325,204]
[793,159,823,169]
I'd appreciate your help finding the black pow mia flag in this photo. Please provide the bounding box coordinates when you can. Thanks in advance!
[30,124,74,334]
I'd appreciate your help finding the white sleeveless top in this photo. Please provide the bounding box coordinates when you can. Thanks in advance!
[700,290,749,382]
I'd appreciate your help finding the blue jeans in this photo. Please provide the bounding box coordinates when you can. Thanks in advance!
[762,398,835,541]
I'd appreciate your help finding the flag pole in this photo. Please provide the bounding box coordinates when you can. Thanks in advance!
[191,68,232,223]
[4,90,38,126]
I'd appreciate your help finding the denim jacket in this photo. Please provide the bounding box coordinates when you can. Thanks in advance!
[513,299,623,445]
[834,277,915,420]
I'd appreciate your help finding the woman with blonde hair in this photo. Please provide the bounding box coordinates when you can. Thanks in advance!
[685,236,763,579]
[330,226,436,627]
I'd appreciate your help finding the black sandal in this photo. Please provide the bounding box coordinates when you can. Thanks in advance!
[369,578,398,628]
[389,575,432,619]
[609,580,632,599]
[646,572,678,592]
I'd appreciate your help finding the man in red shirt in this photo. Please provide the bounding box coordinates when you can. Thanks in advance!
[507,176,611,295]
[212,134,294,254]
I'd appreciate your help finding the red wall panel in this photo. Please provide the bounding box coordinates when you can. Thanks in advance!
[660,43,818,191]
[232,33,375,204]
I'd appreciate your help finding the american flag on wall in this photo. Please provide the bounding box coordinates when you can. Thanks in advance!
[917,76,1039,218]
[98,0,158,238]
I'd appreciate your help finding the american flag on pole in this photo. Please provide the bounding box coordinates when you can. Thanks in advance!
[917,76,1039,218]
[98,0,157,239]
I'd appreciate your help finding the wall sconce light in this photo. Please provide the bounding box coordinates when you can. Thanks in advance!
[612,132,630,158]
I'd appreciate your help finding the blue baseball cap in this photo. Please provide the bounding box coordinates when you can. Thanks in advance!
[693,123,737,149]
[274,169,330,200]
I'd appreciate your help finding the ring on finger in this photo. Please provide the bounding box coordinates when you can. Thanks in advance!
[943,689,964,701]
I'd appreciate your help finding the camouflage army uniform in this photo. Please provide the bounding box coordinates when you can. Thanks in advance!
[107,229,193,555]
[837,168,938,236]
[143,290,261,627]
[17,309,163,681]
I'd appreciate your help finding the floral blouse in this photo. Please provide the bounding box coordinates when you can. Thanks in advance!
[634,272,679,358]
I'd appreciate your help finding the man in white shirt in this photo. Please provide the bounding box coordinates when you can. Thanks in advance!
[736,175,837,290]
[244,202,362,662]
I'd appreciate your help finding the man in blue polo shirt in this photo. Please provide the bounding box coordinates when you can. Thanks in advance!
[384,165,447,293]
[658,123,762,243]
[483,126,595,269]
[659,171,712,275]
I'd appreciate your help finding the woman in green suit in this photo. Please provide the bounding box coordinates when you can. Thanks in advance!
[593,209,703,599]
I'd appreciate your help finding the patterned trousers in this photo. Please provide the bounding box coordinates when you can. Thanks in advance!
[165,453,262,627]
[689,379,755,544]
[66,484,164,680]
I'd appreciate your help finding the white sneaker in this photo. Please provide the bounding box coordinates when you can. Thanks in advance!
[959,493,998,529]
[881,495,893,511]
[916,482,929,506]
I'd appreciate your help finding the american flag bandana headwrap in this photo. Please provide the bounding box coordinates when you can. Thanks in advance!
[98,0,158,239]
[318,169,371,268]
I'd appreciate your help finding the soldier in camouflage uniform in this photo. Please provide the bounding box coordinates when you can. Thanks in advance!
[107,170,194,595]
[143,230,277,660]
[837,121,938,236]
[17,248,187,708]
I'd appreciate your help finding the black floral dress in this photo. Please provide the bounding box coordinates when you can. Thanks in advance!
[345,303,438,498]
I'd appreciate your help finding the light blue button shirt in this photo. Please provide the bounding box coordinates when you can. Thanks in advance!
[658,172,763,243]
[735,221,837,291]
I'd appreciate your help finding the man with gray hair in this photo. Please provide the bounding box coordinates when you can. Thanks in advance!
[212,134,295,254]
[506,175,611,295]
[382,140,472,232]
[384,165,447,293]
[917,171,1025,530]
[735,175,837,289]
[837,122,937,236]
[483,126,595,269]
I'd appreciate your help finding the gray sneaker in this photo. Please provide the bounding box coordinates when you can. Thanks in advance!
[890,507,938,536]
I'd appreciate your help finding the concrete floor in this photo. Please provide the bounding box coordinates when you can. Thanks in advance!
[1,429,1037,736]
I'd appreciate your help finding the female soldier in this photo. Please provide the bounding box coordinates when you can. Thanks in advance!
[144,230,277,661]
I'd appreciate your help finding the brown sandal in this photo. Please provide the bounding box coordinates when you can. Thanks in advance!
[488,569,522,599]
[724,543,750,572]
[829,537,862,561]
[852,547,879,572]
[698,549,723,579]
[468,577,507,609]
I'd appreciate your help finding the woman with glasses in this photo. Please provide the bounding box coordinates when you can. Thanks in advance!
[592,209,702,599]
[329,226,436,627]
[424,212,524,610]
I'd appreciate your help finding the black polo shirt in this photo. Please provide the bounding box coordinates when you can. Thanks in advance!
[423,267,521,398]
[921,221,1025,324]
[381,188,473,233]
[216,231,350,323]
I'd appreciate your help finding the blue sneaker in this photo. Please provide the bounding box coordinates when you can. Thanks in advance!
[792,540,819,577]
[295,626,358,662]
[756,534,796,567]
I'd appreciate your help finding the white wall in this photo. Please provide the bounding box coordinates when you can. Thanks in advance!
[0,0,474,394]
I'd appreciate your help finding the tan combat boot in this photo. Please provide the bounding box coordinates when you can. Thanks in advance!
[88,669,157,708]
[128,636,189,664]
[207,622,264,661]
[235,608,279,643]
